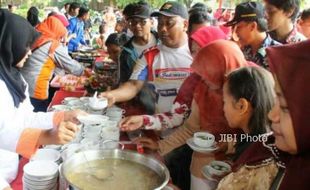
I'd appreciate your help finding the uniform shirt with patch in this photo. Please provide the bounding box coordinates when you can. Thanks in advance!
[130,43,193,113]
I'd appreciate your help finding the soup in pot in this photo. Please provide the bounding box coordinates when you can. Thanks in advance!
[66,159,162,190]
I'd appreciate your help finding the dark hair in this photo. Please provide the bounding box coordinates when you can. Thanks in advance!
[64,3,70,8]
[99,24,106,34]
[27,7,40,27]
[69,2,80,12]
[48,11,57,17]
[265,0,300,21]
[105,33,129,46]
[137,0,149,6]
[226,66,275,135]
[300,8,310,20]
[188,11,213,32]
[189,3,210,14]
[77,7,89,18]
[244,17,268,32]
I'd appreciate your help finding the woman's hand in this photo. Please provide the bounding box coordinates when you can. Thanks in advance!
[39,121,79,145]
[119,116,143,131]
[64,109,87,124]
[133,137,159,151]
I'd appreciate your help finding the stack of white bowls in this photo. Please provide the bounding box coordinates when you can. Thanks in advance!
[23,160,58,190]
[106,106,125,122]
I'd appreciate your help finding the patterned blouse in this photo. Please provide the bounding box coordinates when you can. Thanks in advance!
[269,26,306,45]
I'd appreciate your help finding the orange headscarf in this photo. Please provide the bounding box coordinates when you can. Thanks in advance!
[32,16,67,55]
[192,40,249,139]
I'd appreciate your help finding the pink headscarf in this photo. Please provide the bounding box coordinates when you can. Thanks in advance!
[192,40,248,140]
[190,26,227,48]
[174,27,227,107]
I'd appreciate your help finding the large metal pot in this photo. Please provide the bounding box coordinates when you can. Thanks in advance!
[60,149,170,190]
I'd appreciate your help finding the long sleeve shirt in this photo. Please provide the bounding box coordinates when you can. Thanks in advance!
[67,17,86,52]
[21,42,84,100]
[0,79,64,158]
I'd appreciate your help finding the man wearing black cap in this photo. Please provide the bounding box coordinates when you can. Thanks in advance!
[225,1,280,68]
[119,2,159,114]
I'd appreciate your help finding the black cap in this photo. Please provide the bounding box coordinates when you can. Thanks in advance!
[225,2,264,27]
[151,1,188,19]
[127,3,152,19]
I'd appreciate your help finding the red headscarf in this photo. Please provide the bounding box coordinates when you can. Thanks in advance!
[267,40,310,189]
[191,40,248,140]
[32,16,67,55]
[190,26,227,48]
[174,27,227,108]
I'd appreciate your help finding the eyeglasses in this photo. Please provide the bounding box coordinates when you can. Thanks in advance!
[158,18,177,29]
[128,19,148,27]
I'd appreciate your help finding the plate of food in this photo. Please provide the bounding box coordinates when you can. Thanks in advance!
[50,75,86,91]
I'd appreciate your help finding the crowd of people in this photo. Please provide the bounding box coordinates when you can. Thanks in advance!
[0,0,310,190]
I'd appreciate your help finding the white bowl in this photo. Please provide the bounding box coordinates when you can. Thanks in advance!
[88,97,108,110]
[79,97,91,103]
[62,97,79,104]
[77,115,108,125]
[207,161,231,176]
[101,126,120,141]
[31,149,60,162]
[193,132,215,148]
[67,99,83,107]
[23,160,58,180]
[51,105,70,111]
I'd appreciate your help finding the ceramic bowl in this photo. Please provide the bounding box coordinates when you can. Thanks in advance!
[193,132,215,148]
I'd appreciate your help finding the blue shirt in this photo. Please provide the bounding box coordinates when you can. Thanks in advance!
[67,17,86,52]
[243,34,281,69]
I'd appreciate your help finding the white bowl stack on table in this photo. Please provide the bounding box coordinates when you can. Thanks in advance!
[106,106,126,122]
[23,160,59,190]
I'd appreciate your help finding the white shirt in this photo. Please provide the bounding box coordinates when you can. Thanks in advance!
[132,34,157,57]
[130,42,193,113]
[0,78,56,189]
[0,150,18,189]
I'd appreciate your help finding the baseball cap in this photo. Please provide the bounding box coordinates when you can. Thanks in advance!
[225,2,264,27]
[151,1,188,19]
[127,3,152,19]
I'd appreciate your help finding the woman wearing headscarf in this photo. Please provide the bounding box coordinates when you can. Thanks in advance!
[215,40,310,190]
[134,40,249,190]
[20,16,85,112]
[0,9,83,190]
[26,6,40,27]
